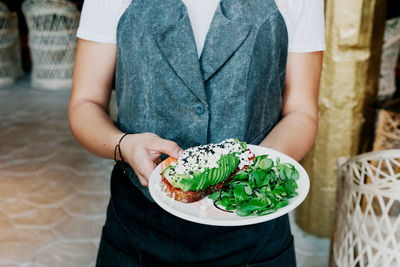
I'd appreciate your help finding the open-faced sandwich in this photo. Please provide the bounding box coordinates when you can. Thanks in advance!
[161,139,255,203]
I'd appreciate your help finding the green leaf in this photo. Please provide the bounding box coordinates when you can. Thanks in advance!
[233,170,249,180]
[292,170,300,180]
[225,205,236,211]
[250,170,266,187]
[284,179,298,196]
[266,170,277,182]
[234,185,249,202]
[276,200,289,209]
[258,209,276,216]
[221,196,234,207]
[244,184,253,195]
[208,191,221,201]
[236,199,267,217]
[259,158,274,170]
[221,190,233,198]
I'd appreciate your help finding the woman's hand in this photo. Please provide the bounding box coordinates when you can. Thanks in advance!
[119,133,183,186]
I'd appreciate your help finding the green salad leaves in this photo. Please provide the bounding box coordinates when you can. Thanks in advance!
[208,155,300,217]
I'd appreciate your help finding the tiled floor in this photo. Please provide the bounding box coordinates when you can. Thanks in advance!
[0,77,330,266]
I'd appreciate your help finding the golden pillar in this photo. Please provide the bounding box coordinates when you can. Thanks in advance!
[295,0,387,237]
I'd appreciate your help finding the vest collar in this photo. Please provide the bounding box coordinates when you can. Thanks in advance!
[152,0,252,101]
[152,8,206,102]
[200,2,252,81]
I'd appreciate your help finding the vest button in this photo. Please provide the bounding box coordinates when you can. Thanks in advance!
[194,104,205,115]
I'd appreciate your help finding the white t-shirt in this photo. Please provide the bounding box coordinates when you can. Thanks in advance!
[77,0,326,57]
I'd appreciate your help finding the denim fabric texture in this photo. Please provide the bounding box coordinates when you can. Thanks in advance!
[115,0,288,200]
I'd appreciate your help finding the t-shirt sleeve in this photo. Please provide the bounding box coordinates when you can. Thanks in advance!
[277,0,326,52]
[76,0,127,44]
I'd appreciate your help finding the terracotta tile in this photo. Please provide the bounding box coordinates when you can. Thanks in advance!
[12,208,67,229]
[2,199,37,217]
[0,229,57,262]
[54,216,104,240]
[0,212,16,242]
[33,168,79,186]
[33,241,97,267]
[0,177,44,199]
[0,162,48,175]
[0,262,20,267]
[63,194,109,218]
[23,184,76,207]
[73,176,109,196]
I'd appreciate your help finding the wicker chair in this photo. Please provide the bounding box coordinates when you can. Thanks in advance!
[331,150,400,267]
[0,2,23,87]
[22,0,80,90]
[378,17,400,103]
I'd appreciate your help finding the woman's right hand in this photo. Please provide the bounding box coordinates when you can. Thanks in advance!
[119,133,183,186]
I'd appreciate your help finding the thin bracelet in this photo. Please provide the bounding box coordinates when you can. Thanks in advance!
[114,133,130,166]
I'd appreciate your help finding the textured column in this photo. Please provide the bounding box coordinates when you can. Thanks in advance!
[295,0,387,237]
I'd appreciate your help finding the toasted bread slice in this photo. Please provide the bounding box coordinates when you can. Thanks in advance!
[160,176,233,203]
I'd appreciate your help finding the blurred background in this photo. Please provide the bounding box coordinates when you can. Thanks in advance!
[0,0,399,266]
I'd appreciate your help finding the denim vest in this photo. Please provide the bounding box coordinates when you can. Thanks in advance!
[115,0,288,200]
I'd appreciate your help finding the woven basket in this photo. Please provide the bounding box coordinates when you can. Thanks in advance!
[378,17,400,102]
[22,0,80,90]
[0,2,23,87]
[373,108,400,151]
[331,150,400,267]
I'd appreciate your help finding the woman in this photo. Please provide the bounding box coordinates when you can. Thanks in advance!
[69,0,325,265]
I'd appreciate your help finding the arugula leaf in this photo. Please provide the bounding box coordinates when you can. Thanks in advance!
[236,199,266,217]
[233,170,249,180]
[252,155,274,170]
[250,169,267,187]
[234,185,249,202]
[221,196,234,207]
[208,191,221,201]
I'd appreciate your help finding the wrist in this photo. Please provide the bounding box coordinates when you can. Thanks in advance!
[113,132,131,162]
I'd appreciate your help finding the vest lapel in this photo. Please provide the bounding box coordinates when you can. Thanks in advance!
[152,8,207,102]
[200,2,252,81]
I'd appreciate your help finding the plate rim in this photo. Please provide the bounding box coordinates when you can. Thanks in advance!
[149,144,310,226]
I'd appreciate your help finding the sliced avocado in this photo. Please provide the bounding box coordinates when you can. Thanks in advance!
[162,167,176,184]
[178,177,192,192]
[162,140,245,192]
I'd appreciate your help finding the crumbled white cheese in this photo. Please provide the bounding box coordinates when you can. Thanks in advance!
[172,139,252,177]
[238,150,254,169]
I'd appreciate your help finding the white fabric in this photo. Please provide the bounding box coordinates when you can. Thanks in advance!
[77,0,326,56]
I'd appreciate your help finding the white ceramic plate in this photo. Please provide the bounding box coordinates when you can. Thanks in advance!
[149,145,310,226]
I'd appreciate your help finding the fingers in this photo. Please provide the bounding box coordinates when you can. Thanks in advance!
[136,174,148,187]
[121,133,183,187]
[151,138,183,159]
[135,159,155,187]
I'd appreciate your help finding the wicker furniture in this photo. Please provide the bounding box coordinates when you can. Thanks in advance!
[331,150,400,267]
[0,2,23,87]
[373,99,400,151]
[378,17,400,102]
[22,0,80,90]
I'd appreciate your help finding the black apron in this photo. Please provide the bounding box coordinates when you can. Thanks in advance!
[96,165,295,266]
